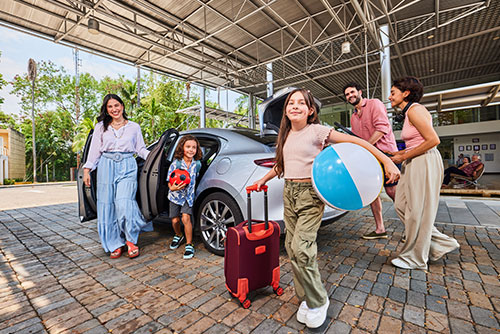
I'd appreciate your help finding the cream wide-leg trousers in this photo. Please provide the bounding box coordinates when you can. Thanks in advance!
[394,147,459,269]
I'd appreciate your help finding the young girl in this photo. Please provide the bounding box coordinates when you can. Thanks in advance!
[167,135,202,259]
[253,89,399,329]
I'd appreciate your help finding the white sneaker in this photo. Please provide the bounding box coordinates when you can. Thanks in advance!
[296,301,309,324]
[429,240,460,261]
[305,299,329,328]
[391,258,413,269]
[391,258,427,270]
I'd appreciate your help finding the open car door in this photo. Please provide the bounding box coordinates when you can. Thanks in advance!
[77,129,97,222]
[138,129,179,221]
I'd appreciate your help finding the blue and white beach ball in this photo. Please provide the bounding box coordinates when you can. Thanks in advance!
[312,143,383,211]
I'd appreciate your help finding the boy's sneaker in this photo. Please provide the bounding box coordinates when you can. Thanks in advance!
[305,299,329,328]
[183,244,195,259]
[170,235,185,249]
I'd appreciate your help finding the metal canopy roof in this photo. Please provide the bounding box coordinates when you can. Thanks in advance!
[420,80,500,112]
[176,105,258,126]
[1,0,499,106]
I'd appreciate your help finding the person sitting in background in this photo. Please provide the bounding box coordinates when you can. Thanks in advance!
[442,154,483,186]
[456,153,465,167]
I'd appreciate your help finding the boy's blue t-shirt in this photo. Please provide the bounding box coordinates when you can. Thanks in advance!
[167,158,200,207]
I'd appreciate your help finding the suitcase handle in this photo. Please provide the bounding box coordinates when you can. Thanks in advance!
[246,184,268,193]
[245,185,269,232]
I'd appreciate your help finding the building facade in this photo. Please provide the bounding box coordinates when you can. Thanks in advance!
[0,128,26,182]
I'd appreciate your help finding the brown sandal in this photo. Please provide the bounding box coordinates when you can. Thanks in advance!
[126,241,139,259]
[110,247,122,259]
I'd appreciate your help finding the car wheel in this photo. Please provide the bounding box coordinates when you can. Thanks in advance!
[197,192,243,256]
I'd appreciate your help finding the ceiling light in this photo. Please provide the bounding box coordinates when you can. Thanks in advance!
[88,18,100,35]
[341,41,351,54]
[430,69,435,72]
[427,34,434,39]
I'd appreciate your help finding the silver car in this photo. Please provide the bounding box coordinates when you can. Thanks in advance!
[77,127,345,255]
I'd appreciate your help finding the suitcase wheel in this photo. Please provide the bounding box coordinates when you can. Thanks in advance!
[274,287,284,296]
[242,299,251,309]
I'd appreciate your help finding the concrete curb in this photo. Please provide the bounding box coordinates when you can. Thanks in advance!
[0,181,76,189]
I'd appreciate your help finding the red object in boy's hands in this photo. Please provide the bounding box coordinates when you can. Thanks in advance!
[169,169,191,186]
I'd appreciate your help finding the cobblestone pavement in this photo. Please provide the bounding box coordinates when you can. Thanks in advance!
[1,203,500,334]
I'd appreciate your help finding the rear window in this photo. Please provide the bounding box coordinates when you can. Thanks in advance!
[232,129,277,146]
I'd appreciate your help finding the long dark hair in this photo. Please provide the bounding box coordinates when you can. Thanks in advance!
[274,88,319,178]
[97,94,128,131]
[174,135,202,161]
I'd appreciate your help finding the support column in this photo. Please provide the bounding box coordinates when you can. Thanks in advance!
[0,158,4,184]
[248,93,255,129]
[200,86,206,128]
[266,63,273,98]
[379,24,391,109]
[0,137,3,183]
[136,66,141,108]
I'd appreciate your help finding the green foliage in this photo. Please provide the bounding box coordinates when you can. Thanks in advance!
[72,116,96,153]
[0,111,18,129]
[2,178,15,185]
[133,75,198,144]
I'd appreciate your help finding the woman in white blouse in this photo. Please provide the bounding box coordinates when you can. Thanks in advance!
[83,94,151,259]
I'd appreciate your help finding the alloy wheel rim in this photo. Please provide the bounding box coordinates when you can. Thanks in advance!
[200,199,235,251]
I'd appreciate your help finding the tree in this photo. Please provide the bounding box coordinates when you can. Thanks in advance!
[10,60,103,180]
[0,111,18,129]
[72,116,96,153]
[18,109,75,181]
[133,74,198,143]
[120,79,137,115]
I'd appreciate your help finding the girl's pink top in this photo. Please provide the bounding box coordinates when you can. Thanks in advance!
[283,123,332,179]
[400,104,429,150]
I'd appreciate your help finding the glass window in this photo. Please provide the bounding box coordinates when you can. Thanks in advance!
[480,105,498,121]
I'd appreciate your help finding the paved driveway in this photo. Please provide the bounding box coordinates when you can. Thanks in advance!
[0,183,77,211]
[1,200,500,334]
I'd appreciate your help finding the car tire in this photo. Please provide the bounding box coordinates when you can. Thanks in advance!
[196,192,243,256]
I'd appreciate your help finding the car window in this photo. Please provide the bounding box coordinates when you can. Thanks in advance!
[197,137,219,166]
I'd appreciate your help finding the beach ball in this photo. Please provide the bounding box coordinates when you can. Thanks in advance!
[169,169,191,186]
[312,143,383,211]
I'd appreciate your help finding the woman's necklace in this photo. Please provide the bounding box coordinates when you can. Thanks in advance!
[111,120,126,138]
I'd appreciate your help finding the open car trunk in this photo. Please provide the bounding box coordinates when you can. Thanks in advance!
[258,86,322,135]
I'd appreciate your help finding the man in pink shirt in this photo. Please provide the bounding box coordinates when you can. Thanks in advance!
[344,82,399,240]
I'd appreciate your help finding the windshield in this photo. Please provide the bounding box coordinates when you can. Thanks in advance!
[232,128,277,147]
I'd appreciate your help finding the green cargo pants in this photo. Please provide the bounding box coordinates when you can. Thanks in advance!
[283,180,328,308]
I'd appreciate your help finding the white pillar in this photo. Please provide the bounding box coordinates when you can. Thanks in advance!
[0,137,4,183]
[136,66,141,108]
[200,86,206,128]
[248,93,255,129]
[379,24,391,109]
[0,158,4,184]
[266,63,273,98]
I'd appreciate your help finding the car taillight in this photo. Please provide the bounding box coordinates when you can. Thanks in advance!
[254,158,276,168]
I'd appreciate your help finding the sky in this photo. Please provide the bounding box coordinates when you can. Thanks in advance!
[0,25,242,116]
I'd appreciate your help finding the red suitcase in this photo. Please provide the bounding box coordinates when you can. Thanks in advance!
[224,184,283,309]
